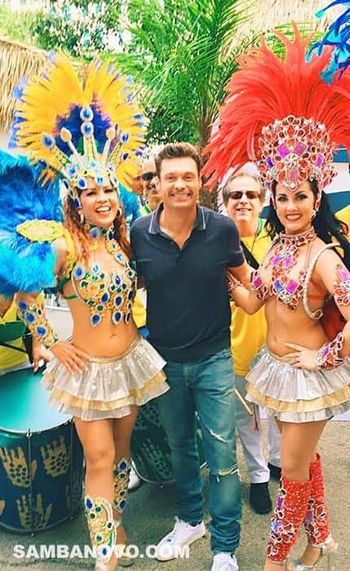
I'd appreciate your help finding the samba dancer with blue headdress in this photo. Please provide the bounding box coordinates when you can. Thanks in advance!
[0,53,168,570]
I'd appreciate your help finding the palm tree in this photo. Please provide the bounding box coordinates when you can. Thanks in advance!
[111,0,327,150]
[112,0,249,149]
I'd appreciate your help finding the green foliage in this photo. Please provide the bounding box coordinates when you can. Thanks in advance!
[0,5,37,44]
[112,0,249,149]
[31,0,122,59]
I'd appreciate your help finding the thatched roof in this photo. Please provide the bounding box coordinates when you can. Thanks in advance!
[0,37,47,130]
[230,0,336,50]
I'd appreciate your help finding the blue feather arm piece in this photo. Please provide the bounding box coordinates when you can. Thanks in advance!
[0,150,63,297]
[308,0,350,83]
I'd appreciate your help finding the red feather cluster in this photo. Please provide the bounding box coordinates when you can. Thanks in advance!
[203,24,350,188]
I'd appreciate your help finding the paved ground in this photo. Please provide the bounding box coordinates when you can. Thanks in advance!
[0,306,349,570]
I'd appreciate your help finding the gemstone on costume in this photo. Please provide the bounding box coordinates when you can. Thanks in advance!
[81,121,94,136]
[77,178,87,190]
[113,311,122,323]
[80,106,94,121]
[91,314,101,326]
[294,142,307,155]
[18,301,27,311]
[90,227,100,239]
[101,292,110,303]
[274,280,284,293]
[26,312,36,323]
[277,143,290,158]
[36,326,47,336]
[286,280,298,294]
[316,154,325,167]
[115,295,123,307]
[266,157,274,168]
[85,497,93,509]
[114,275,122,286]
[42,133,55,148]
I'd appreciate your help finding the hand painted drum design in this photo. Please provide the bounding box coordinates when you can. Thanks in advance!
[0,368,84,532]
[131,400,205,484]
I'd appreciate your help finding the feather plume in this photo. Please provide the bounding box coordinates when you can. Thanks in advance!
[0,150,62,296]
[309,0,350,82]
[203,24,350,188]
[10,53,146,188]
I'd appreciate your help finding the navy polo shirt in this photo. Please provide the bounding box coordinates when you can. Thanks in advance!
[130,205,244,362]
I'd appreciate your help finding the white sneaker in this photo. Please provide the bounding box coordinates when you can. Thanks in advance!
[127,462,142,491]
[155,516,206,561]
[211,553,239,571]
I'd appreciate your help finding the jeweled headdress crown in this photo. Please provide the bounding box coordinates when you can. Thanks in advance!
[10,52,146,205]
[203,25,350,191]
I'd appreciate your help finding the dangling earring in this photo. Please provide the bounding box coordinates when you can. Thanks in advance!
[115,207,122,218]
[79,212,84,225]
[311,209,317,220]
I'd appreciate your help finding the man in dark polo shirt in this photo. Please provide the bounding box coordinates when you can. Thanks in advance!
[130,143,250,571]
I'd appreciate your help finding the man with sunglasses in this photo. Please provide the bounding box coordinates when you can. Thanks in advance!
[222,167,281,515]
[141,157,162,212]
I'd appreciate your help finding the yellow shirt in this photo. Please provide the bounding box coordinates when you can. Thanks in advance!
[132,291,147,329]
[337,205,350,234]
[0,301,28,370]
[230,229,271,377]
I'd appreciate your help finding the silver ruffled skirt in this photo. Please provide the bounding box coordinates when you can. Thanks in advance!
[246,346,350,422]
[42,335,168,420]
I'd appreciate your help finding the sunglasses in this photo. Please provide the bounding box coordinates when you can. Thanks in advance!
[141,171,156,181]
[228,190,261,200]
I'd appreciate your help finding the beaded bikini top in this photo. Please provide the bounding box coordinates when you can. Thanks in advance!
[68,224,137,327]
[251,228,317,311]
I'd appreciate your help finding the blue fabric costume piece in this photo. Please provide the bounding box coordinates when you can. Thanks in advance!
[308,0,350,83]
[118,183,141,228]
[0,150,62,297]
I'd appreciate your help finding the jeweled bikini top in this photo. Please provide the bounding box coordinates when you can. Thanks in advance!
[69,224,137,327]
[251,228,317,311]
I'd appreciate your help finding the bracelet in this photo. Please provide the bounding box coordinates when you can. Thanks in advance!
[315,332,345,369]
[16,298,59,350]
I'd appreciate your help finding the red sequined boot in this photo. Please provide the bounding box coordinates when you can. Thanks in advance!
[303,454,330,544]
[267,475,312,564]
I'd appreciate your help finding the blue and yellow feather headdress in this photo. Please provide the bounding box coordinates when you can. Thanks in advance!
[10,52,146,206]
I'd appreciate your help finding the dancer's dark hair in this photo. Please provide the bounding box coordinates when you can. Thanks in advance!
[265,180,350,268]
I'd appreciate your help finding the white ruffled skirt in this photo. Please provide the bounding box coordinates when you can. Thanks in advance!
[42,335,168,420]
[246,346,350,422]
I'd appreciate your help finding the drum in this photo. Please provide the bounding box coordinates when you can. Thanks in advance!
[131,400,205,485]
[0,368,84,532]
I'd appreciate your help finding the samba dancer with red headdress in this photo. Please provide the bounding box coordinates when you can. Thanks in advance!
[204,21,350,571]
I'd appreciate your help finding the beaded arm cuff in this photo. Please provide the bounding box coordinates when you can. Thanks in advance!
[333,264,350,306]
[315,332,344,369]
[16,297,59,350]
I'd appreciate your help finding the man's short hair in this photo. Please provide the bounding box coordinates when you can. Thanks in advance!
[222,167,265,205]
[155,143,202,177]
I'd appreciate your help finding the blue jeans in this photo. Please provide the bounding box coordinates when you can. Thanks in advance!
[157,348,241,554]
